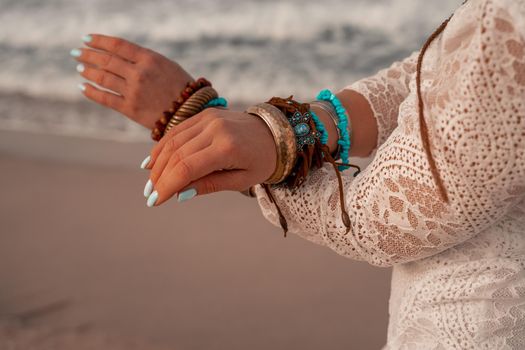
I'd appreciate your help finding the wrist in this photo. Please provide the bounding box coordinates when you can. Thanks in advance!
[336,89,377,158]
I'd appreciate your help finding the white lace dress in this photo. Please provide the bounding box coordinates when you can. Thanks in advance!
[252,0,525,348]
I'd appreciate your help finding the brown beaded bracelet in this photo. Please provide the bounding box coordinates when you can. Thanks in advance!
[151,77,212,141]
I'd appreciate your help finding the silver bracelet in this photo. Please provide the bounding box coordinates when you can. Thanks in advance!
[309,100,342,161]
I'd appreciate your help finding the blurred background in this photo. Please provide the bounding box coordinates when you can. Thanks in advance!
[0,0,460,348]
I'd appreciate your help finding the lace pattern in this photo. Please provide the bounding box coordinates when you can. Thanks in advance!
[254,0,525,348]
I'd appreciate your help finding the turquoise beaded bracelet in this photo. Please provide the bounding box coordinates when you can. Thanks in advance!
[204,97,228,108]
[316,89,351,171]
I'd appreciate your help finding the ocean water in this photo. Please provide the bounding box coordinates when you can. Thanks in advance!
[0,0,461,141]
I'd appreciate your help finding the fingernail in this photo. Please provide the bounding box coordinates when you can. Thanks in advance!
[78,83,86,92]
[82,34,92,43]
[147,191,158,207]
[140,155,151,169]
[178,188,197,203]
[70,48,81,57]
[76,63,85,73]
[143,179,153,198]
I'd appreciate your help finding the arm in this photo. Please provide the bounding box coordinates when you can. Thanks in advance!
[342,51,419,155]
[253,0,525,267]
[312,50,420,159]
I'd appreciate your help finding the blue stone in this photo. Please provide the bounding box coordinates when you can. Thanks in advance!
[294,123,310,137]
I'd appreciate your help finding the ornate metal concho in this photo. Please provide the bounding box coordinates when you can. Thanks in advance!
[287,110,320,149]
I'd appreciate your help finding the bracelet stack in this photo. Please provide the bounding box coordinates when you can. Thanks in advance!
[151,77,228,141]
[244,92,361,237]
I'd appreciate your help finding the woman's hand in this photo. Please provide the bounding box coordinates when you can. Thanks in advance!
[142,107,277,206]
[72,34,194,129]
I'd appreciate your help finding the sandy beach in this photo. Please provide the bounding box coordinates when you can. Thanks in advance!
[0,129,391,349]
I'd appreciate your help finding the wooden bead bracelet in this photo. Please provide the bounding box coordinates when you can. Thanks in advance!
[151,77,212,141]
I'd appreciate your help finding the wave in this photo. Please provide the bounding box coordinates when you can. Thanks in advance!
[0,0,462,140]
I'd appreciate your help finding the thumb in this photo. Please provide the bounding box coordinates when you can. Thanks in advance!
[176,169,249,201]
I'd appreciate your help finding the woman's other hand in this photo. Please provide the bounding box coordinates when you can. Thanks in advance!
[71,34,194,129]
[141,108,278,206]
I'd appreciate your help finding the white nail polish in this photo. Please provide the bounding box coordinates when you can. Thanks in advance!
[178,188,197,203]
[76,63,85,73]
[140,155,151,169]
[147,191,159,207]
[78,83,86,92]
[70,48,82,57]
[144,179,154,198]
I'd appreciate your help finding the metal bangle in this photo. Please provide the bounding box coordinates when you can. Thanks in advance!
[164,86,218,134]
[309,100,343,161]
[245,103,297,184]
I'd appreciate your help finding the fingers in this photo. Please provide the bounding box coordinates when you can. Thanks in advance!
[179,169,248,199]
[145,110,215,170]
[80,82,125,113]
[149,128,212,185]
[79,65,126,95]
[151,146,227,206]
[74,48,133,78]
[83,33,145,63]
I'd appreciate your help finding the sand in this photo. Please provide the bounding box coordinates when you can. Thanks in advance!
[0,129,391,349]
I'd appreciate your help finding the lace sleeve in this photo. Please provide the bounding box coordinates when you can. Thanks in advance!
[253,0,525,267]
[342,51,419,152]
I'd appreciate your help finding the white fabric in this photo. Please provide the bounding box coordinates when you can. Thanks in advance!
[253,0,525,348]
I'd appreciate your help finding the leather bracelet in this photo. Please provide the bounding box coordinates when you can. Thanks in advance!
[164,86,218,134]
[245,103,297,184]
[309,100,342,161]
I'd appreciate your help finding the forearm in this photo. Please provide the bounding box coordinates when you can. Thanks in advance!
[310,89,378,158]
